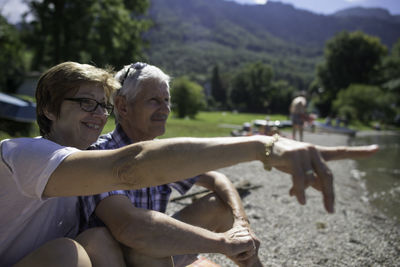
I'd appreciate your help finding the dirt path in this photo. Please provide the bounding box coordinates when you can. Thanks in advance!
[167,132,400,266]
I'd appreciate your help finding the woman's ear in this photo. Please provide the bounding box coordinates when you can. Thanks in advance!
[114,95,128,117]
[44,108,56,121]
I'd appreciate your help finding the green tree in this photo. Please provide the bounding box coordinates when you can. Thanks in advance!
[268,80,295,114]
[230,62,274,113]
[24,0,150,69]
[382,38,400,107]
[313,31,387,116]
[210,65,227,108]
[171,76,206,118]
[333,84,393,123]
[0,15,25,93]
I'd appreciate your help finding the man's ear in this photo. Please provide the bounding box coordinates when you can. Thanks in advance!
[114,95,128,117]
[43,108,56,121]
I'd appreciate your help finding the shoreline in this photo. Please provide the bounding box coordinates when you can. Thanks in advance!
[355,130,400,137]
[168,132,400,266]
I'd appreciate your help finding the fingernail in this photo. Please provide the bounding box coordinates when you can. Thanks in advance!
[298,194,306,205]
[325,203,334,213]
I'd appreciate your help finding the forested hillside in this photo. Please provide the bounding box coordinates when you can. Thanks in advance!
[1,0,398,132]
[143,0,400,89]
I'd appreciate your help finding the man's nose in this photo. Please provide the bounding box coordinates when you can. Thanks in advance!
[161,101,171,113]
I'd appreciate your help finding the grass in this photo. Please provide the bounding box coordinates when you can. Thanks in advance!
[0,132,11,140]
[161,112,289,138]
[102,111,287,138]
[1,111,393,140]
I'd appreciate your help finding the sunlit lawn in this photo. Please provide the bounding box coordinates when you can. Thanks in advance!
[103,111,290,138]
[1,111,384,140]
[163,111,290,138]
[4,111,283,140]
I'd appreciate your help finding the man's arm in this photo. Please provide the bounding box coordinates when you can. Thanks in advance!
[195,171,262,266]
[195,171,249,226]
[93,195,255,258]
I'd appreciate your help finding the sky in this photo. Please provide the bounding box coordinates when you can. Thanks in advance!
[0,0,30,23]
[1,0,400,24]
[231,0,400,15]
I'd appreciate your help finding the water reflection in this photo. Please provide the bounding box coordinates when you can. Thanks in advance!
[349,133,400,224]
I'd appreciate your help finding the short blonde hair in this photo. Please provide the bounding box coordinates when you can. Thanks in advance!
[36,62,121,136]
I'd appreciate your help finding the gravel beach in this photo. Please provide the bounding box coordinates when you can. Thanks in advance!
[167,132,400,266]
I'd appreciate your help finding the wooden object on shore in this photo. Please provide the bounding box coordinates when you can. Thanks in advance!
[170,180,263,202]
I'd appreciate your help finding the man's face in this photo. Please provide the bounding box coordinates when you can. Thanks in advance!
[121,79,170,141]
[47,84,108,149]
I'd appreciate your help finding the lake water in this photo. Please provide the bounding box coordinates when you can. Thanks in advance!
[348,133,400,223]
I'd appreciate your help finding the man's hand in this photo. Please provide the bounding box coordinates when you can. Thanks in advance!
[229,219,262,266]
[222,225,257,261]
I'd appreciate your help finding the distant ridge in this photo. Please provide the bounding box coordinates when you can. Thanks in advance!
[333,7,400,23]
[144,0,400,87]
[333,7,392,19]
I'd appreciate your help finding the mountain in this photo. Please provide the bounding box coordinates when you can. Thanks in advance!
[333,7,400,23]
[143,0,400,89]
[334,7,392,20]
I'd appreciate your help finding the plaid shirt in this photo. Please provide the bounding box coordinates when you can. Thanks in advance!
[79,124,198,230]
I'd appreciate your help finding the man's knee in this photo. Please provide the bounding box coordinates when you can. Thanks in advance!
[207,193,231,213]
[207,193,234,230]
[15,238,91,267]
[173,192,235,232]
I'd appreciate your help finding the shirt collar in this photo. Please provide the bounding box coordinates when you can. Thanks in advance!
[110,124,133,147]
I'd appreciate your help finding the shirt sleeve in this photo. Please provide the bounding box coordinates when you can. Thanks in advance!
[1,138,79,199]
[79,190,131,230]
[169,176,199,195]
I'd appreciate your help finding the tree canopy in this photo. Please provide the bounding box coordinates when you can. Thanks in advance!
[313,31,387,116]
[230,62,274,113]
[23,0,150,70]
[0,15,25,93]
[383,38,400,92]
[210,65,227,108]
[171,76,206,118]
[333,84,393,123]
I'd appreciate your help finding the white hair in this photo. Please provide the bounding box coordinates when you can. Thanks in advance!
[113,63,170,121]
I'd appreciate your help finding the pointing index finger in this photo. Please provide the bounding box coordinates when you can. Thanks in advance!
[317,144,379,161]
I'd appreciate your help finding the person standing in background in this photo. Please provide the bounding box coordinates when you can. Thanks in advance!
[290,93,307,141]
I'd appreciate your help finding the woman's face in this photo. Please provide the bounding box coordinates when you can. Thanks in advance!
[47,83,108,149]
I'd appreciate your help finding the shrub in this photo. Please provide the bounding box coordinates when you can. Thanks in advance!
[333,84,394,123]
[170,76,206,118]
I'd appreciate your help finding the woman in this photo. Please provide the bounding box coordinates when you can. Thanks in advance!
[0,62,124,266]
[0,62,378,266]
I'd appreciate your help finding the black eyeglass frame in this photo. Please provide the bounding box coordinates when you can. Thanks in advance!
[120,62,148,86]
[64,97,114,116]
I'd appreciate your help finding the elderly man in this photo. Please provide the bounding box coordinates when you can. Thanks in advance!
[80,62,262,266]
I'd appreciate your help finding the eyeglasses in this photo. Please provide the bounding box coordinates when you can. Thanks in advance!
[64,98,113,116]
[120,62,148,85]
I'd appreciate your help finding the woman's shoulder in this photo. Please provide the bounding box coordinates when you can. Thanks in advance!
[2,137,54,149]
[1,137,78,156]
